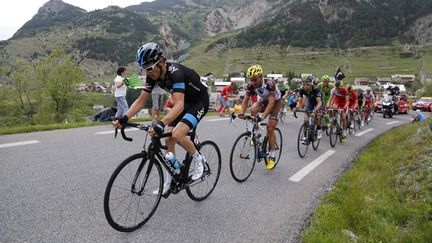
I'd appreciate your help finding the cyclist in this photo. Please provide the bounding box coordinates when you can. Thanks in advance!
[326,80,349,142]
[296,75,323,142]
[347,84,358,129]
[279,80,290,113]
[316,74,334,107]
[362,88,375,122]
[238,64,282,170]
[356,88,365,126]
[113,43,209,195]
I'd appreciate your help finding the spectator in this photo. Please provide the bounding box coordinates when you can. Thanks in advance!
[412,109,426,123]
[114,67,129,118]
[151,82,166,121]
[219,82,235,117]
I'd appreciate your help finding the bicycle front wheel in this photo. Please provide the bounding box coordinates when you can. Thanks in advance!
[329,121,338,148]
[229,132,257,182]
[297,123,309,158]
[187,141,221,201]
[312,126,320,151]
[104,153,163,232]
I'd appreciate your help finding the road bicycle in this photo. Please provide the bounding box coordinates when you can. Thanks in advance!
[229,114,283,182]
[278,101,288,123]
[329,108,345,147]
[294,110,321,158]
[104,122,221,232]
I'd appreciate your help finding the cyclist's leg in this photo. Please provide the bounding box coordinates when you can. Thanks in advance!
[267,100,282,151]
[250,100,264,117]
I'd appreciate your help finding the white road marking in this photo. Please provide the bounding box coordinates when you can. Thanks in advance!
[386,121,400,125]
[0,140,40,148]
[95,128,138,135]
[206,118,230,122]
[355,128,374,137]
[289,150,336,182]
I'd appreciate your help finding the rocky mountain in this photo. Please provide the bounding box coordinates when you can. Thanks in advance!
[234,0,432,48]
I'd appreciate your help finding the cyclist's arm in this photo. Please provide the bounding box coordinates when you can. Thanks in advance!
[262,95,275,119]
[315,97,322,111]
[125,90,150,118]
[326,95,334,108]
[343,95,349,110]
[240,94,250,114]
[161,92,184,126]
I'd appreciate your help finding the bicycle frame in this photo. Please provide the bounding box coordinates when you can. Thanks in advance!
[116,123,198,194]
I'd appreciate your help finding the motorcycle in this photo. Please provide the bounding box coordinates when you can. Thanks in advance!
[382,96,395,118]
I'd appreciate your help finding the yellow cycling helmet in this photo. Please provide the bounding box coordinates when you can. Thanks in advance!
[247,65,263,79]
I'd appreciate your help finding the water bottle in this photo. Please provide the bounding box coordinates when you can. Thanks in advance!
[165,152,182,170]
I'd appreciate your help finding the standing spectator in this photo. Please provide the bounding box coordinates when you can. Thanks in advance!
[151,83,166,121]
[219,82,235,117]
[114,67,129,118]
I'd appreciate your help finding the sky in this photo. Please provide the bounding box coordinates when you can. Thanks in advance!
[0,0,153,40]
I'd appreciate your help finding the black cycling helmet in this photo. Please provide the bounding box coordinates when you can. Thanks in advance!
[136,43,163,67]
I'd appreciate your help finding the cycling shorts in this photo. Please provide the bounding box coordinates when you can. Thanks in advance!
[169,93,209,129]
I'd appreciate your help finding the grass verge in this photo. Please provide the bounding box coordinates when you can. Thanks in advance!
[302,118,432,242]
[0,112,222,135]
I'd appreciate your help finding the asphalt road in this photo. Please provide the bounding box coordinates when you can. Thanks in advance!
[0,112,413,242]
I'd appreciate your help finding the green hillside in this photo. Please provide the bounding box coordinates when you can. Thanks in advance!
[184,41,432,84]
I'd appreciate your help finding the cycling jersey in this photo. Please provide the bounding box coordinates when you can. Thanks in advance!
[246,78,281,101]
[246,78,282,120]
[316,82,334,105]
[348,90,358,109]
[143,62,209,129]
[331,87,348,107]
[299,87,323,112]
[143,62,208,103]
[357,92,364,107]
[363,92,375,107]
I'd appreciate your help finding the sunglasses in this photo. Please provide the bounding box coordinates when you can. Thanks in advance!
[143,60,160,73]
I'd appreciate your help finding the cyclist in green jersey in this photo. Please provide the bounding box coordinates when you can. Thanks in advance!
[316,75,334,106]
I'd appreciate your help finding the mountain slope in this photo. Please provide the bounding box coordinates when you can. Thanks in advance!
[234,0,432,48]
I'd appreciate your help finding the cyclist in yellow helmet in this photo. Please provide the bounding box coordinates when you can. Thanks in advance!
[239,64,282,170]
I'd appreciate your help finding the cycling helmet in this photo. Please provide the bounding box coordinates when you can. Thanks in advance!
[366,88,371,92]
[302,75,315,84]
[136,43,163,67]
[247,65,263,79]
[321,74,331,82]
[347,84,352,90]
[312,77,319,86]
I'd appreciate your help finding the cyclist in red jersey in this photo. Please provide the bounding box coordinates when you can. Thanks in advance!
[347,84,358,129]
[326,80,349,141]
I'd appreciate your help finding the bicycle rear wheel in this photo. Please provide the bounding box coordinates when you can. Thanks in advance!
[229,132,257,182]
[104,153,163,232]
[265,127,283,167]
[297,123,309,158]
[187,140,221,201]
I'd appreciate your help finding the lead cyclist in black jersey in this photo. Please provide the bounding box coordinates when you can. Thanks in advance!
[238,64,282,170]
[113,43,209,195]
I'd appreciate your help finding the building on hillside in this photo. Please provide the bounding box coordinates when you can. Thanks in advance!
[354,77,370,86]
[353,85,370,92]
[267,74,283,80]
[376,77,392,86]
[391,74,415,83]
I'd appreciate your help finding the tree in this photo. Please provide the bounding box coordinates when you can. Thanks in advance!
[35,49,83,123]
[8,60,37,124]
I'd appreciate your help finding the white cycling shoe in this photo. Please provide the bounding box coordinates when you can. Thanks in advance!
[191,156,204,180]
[153,182,171,196]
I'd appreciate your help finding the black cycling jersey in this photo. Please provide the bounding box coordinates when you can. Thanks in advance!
[298,87,322,105]
[143,62,209,129]
[143,62,208,103]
